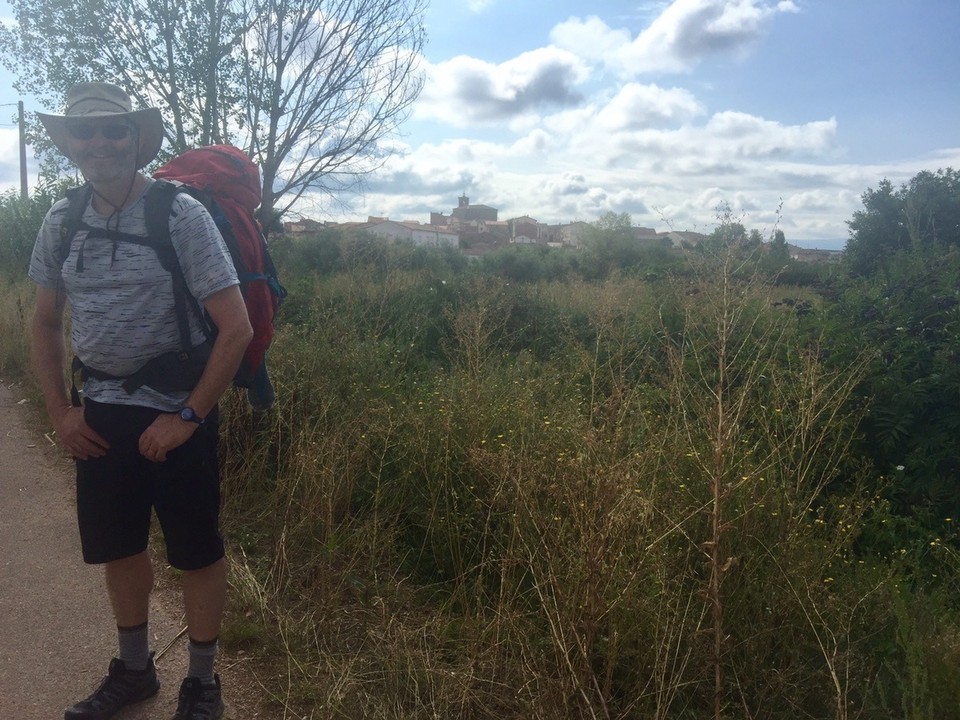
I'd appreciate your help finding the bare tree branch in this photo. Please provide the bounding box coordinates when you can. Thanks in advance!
[0,0,425,226]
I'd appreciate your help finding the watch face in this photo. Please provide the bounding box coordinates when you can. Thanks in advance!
[179,407,202,424]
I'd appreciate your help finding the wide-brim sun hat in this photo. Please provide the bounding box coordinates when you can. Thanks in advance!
[37,82,164,169]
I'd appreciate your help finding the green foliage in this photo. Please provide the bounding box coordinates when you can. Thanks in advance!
[820,169,960,528]
[0,183,76,376]
[211,232,960,718]
[823,245,960,523]
[477,243,581,282]
[765,228,790,268]
[4,179,959,717]
[268,231,343,277]
[901,169,960,247]
[845,168,960,276]
[578,211,682,281]
[0,183,62,281]
[773,257,833,287]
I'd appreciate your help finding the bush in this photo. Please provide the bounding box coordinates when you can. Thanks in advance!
[822,244,960,525]
[0,183,61,281]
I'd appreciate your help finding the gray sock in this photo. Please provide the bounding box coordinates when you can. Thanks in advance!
[117,622,150,672]
[187,637,218,685]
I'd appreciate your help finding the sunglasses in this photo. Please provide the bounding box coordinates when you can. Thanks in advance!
[66,122,133,141]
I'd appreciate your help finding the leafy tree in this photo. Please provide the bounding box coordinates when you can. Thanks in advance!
[709,220,747,246]
[824,246,960,523]
[579,211,650,279]
[0,0,426,227]
[821,168,960,527]
[689,203,751,259]
[592,210,632,234]
[845,168,960,276]
[768,229,789,265]
[480,244,555,284]
[901,169,960,248]
[757,228,791,277]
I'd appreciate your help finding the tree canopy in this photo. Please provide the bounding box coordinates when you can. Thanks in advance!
[845,168,960,275]
[0,0,427,227]
[822,168,960,526]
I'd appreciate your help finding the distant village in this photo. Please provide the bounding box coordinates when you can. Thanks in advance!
[284,194,842,263]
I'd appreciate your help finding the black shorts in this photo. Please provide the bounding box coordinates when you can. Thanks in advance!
[76,399,224,571]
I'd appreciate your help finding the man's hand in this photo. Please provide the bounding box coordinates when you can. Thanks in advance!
[138,412,196,463]
[52,405,109,460]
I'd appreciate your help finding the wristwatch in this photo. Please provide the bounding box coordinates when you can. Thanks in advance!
[178,407,205,425]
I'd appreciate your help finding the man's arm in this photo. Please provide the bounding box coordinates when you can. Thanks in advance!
[30,284,109,459]
[183,284,254,420]
[137,284,252,462]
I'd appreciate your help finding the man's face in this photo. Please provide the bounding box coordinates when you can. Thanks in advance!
[64,118,139,185]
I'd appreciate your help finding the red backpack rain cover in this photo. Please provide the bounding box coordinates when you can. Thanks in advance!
[154,145,283,385]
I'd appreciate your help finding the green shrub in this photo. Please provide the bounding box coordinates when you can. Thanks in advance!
[0,183,61,282]
[822,245,960,525]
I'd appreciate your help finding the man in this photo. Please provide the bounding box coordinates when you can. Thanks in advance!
[29,82,252,720]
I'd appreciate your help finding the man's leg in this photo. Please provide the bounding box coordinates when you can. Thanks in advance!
[182,556,227,642]
[159,415,227,718]
[105,551,154,674]
[66,402,161,719]
[105,551,153,627]
[183,556,227,683]
[173,558,227,719]
[65,552,159,719]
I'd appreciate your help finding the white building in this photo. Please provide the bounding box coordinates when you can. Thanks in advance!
[363,220,459,248]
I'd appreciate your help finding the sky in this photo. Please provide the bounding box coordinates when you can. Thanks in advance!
[0,0,958,249]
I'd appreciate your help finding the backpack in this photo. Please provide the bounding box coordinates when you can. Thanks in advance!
[58,144,286,409]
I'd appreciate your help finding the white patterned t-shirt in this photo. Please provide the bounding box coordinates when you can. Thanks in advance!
[29,179,239,410]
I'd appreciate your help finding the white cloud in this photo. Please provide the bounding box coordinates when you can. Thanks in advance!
[552,0,799,77]
[509,129,553,158]
[549,16,632,63]
[416,47,590,126]
[0,10,18,31]
[783,188,856,214]
[545,101,837,174]
[596,83,705,130]
[0,127,27,191]
[360,70,856,238]
[282,0,956,244]
[703,112,837,157]
[467,0,496,12]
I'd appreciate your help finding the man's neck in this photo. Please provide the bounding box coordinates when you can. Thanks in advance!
[90,173,148,215]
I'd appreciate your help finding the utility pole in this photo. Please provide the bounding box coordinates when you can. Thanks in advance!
[18,101,27,199]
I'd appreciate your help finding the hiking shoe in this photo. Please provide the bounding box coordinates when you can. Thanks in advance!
[172,675,225,720]
[64,655,160,720]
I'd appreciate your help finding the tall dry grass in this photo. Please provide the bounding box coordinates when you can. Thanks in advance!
[209,240,960,719]
[0,280,33,377]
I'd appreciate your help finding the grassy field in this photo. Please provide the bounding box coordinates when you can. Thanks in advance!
[6,217,959,718]
[209,237,960,719]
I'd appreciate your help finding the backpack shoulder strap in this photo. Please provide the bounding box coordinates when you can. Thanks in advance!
[143,179,181,246]
[55,183,94,269]
[143,179,212,350]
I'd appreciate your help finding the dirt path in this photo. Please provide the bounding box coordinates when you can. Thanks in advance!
[0,378,268,719]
